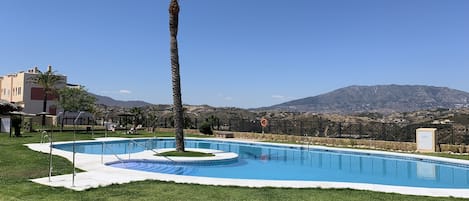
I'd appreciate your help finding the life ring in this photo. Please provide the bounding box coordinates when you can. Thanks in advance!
[260,118,268,127]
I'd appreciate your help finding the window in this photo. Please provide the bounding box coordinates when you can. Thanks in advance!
[18,87,21,95]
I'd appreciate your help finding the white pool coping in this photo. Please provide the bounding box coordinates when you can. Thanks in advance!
[26,137,469,198]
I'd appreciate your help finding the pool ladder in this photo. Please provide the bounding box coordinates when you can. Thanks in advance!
[40,131,49,143]
[98,139,176,167]
[41,131,54,182]
[100,141,126,166]
[127,139,176,163]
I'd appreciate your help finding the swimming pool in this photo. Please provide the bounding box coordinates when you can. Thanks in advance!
[53,138,469,189]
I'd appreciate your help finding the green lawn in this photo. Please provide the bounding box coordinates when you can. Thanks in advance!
[156,151,215,157]
[0,131,467,201]
[421,152,469,160]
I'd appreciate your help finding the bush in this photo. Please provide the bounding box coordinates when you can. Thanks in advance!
[11,116,22,137]
[199,122,213,135]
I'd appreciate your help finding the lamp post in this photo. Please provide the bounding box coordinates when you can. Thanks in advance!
[72,111,84,187]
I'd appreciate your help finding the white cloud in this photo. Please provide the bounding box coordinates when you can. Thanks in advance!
[272,95,296,101]
[119,89,132,94]
[100,89,132,95]
[218,93,233,101]
[272,95,286,99]
[100,90,113,94]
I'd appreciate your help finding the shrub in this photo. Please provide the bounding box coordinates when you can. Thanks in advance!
[348,139,356,147]
[11,116,22,137]
[199,122,213,135]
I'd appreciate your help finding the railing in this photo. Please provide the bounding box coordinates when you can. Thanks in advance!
[44,131,53,182]
[98,138,175,165]
[127,138,175,163]
[40,130,48,143]
[152,117,468,145]
[69,139,128,187]
[100,141,126,166]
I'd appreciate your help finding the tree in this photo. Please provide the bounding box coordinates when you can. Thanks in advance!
[206,115,220,129]
[169,0,185,152]
[199,122,213,135]
[30,66,64,125]
[57,86,96,130]
[87,104,103,136]
[11,116,22,137]
[0,101,22,137]
[130,107,144,129]
[0,100,20,115]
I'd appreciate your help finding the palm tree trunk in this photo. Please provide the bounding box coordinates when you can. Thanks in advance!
[169,0,185,152]
[42,93,48,126]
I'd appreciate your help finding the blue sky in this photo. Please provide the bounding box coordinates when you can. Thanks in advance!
[1,0,468,108]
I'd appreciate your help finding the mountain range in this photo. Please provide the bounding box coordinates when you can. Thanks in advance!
[91,93,152,108]
[262,85,469,114]
[92,85,469,114]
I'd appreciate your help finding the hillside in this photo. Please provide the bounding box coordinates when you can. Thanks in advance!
[91,93,152,108]
[263,85,469,114]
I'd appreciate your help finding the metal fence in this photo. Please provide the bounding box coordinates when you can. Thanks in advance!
[151,117,469,145]
[63,115,469,145]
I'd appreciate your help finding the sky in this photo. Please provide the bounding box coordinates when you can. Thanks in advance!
[1,0,468,108]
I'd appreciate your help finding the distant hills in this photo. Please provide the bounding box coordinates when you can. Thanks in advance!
[262,85,469,114]
[91,85,469,114]
[91,93,152,108]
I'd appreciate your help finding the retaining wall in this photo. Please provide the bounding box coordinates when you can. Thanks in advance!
[157,128,469,153]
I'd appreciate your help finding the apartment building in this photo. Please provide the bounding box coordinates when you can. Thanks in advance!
[0,66,67,115]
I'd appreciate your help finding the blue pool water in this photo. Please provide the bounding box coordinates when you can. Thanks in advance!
[53,138,469,188]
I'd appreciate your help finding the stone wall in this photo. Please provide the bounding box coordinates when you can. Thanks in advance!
[156,128,469,153]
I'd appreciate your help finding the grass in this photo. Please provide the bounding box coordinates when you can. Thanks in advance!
[156,151,215,157]
[421,152,469,160]
[0,131,467,201]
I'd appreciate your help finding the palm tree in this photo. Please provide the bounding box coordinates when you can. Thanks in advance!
[169,0,185,152]
[30,66,64,126]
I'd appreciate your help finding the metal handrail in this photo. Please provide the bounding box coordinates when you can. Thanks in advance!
[128,138,176,162]
[46,131,53,182]
[129,138,154,150]
[99,138,178,167]
[100,141,126,166]
[40,131,48,143]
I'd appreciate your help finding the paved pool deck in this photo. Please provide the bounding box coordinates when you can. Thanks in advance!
[26,137,469,198]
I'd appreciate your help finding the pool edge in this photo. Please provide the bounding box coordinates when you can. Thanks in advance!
[25,137,469,198]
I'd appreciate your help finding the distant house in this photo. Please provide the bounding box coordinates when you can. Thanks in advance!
[431,119,454,125]
[0,66,67,115]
